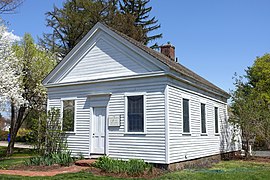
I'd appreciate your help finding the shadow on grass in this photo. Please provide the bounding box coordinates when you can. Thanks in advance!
[0,146,37,170]
[0,146,36,158]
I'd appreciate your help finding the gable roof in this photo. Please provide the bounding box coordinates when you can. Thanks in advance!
[43,22,229,98]
[102,23,229,98]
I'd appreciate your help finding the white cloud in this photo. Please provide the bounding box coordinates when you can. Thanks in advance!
[3,30,21,42]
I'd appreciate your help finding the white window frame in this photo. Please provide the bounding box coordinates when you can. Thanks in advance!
[182,95,191,135]
[214,105,220,135]
[124,92,147,134]
[61,97,77,134]
[200,101,208,135]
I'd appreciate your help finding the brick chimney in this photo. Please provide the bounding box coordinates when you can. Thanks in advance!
[160,42,175,61]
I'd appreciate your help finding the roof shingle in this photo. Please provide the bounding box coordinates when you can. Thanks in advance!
[103,23,229,97]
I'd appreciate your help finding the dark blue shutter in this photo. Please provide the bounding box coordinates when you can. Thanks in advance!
[215,107,219,133]
[201,103,206,133]
[183,99,190,133]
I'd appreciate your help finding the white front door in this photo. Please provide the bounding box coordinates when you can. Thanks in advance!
[92,107,106,154]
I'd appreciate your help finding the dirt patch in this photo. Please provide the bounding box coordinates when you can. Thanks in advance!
[8,164,65,171]
[0,164,165,178]
[0,165,89,177]
[247,157,270,163]
[84,166,166,179]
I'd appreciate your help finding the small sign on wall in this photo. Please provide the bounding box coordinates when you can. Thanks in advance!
[108,115,121,127]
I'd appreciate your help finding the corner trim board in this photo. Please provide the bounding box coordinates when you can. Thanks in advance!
[165,84,170,164]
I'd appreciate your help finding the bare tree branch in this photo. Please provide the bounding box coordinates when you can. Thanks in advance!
[0,0,23,14]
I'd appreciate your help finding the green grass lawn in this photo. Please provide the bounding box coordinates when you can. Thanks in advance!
[157,160,270,180]
[0,146,36,170]
[0,172,130,180]
[0,158,29,170]
[1,148,270,180]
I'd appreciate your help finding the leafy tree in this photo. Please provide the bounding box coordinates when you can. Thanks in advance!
[230,54,270,155]
[246,54,270,103]
[230,76,259,157]
[6,34,56,156]
[41,0,161,59]
[119,0,162,47]
[246,54,270,149]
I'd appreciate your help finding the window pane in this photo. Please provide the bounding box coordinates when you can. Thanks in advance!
[128,96,144,132]
[215,107,218,133]
[183,99,190,133]
[63,100,75,131]
[201,103,206,133]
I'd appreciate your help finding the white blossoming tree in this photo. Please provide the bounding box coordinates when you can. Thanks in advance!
[0,26,56,155]
[0,22,25,155]
[0,23,24,112]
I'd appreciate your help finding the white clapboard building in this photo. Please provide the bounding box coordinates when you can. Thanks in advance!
[43,22,241,166]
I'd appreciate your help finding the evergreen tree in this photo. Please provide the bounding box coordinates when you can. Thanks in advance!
[41,0,118,59]
[119,0,162,47]
[41,0,160,59]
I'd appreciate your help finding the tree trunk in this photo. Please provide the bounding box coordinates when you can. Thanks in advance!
[6,103,27,156]
[6,102,16,156]
[243,132,252,159]
[6,127,19,155]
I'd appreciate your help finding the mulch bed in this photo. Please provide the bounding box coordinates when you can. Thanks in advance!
[1,164,165,178]
[84,166,166,179]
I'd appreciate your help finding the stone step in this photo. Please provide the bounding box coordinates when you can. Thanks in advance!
[75,159,96,167]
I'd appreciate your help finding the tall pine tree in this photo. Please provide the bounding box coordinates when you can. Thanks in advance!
[119,0,162,47]
[41,0,119,58]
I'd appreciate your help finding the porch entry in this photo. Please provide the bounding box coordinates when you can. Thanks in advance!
[92,107,106,154]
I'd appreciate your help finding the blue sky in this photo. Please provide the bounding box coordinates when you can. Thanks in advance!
[2,0,270,92]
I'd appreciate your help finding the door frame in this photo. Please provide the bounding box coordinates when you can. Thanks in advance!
[89,106,109,157]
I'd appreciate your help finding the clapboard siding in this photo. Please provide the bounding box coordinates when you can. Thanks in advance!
[59,31,161,83]
[47,77,166,163]
[107,88,166,163]
[47,77,239,164]
[168,85,241,163]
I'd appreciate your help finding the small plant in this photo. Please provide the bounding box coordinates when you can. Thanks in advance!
[76,152,85,160]
[24,151,75,166]
[127,159,151,175]
[93,156,152,175]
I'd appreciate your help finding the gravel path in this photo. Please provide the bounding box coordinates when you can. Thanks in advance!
[253,151,270,157]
